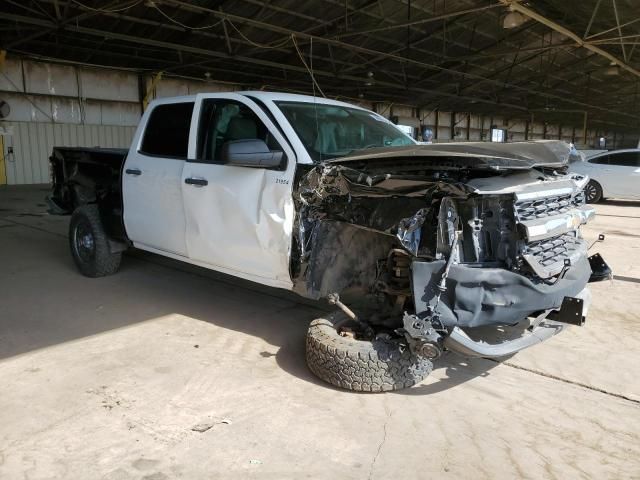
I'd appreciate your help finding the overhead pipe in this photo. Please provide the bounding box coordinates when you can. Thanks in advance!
[501,0,640,79]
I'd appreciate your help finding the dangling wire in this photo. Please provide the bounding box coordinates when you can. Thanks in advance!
[305,37,322,162]
[292,36,326,98]
[70,0,143,13]
[149,2,224,30]
[227,21,293,49]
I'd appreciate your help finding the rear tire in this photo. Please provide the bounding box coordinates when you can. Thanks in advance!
[69,205,121,277]
[584,180,603,204]
[306,311,433,392]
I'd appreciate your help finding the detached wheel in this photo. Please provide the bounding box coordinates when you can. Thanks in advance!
[69,205,121,277]
[584,180,603,203]
[306,311,433,392]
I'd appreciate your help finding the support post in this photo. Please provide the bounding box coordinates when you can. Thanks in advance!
[434,110,439,140]
[0,135,6,186]
[450,112,456,140]
[142,72,164,111]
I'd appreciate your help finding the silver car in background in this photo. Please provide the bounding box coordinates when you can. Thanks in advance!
[569,149,640,203]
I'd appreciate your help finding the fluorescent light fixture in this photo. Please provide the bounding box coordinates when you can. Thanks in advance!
[503,11,526,29]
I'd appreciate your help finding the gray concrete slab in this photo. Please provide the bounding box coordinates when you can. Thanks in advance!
[0,185,638,479]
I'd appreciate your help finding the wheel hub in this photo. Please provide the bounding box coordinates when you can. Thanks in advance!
[80,234,94,249]
[74,222,95,262]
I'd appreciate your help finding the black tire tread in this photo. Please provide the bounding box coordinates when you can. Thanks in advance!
[306,312,433,392]
[69,205,121,277]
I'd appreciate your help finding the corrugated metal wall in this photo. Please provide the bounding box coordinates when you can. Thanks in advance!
[2,55,633,184]
[2,122,135,184]
[0,57,142,184]
[0,57,237,185]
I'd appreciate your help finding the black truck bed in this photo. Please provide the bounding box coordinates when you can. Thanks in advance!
[48,146,129,241]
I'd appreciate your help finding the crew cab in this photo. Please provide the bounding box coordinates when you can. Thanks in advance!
[48,91,610,392]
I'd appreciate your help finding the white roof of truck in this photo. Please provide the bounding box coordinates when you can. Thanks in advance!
[237,91,368,110]
[149,91,368,111]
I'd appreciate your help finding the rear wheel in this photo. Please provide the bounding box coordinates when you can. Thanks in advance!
[306,311,433,392]
[584,180,603,204]
[69,205,122,277]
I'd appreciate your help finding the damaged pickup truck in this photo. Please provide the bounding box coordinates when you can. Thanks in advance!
[47,92,611,392]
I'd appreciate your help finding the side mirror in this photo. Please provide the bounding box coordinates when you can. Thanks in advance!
[221,139,283,168]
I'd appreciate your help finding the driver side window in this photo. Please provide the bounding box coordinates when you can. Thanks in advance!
[197,99,282,162]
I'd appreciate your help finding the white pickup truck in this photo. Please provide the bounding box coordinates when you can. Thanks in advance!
[48,91,610,392]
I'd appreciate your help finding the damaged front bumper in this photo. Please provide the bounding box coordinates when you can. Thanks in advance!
[411,250,592,329]
[442,287,591,358]
[407,249,609,359]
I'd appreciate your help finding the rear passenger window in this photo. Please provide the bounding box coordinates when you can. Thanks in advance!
[608,152,640,167]
[588,156,609,165]
[140,102,194,158]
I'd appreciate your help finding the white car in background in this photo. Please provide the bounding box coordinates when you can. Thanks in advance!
[569,149,640,203]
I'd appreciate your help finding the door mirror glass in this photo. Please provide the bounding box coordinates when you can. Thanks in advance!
[221,139,283,168]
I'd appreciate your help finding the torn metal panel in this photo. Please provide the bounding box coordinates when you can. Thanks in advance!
[301,220,396,300]
[297,164,472,205]
[396,208,430,256]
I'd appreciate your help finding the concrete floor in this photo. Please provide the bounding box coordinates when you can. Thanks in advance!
[0,185,639,480]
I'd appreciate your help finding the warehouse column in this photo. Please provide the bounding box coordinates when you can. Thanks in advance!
[0,135,6,185]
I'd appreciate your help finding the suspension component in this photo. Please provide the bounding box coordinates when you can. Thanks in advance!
[400,312,443,359]
[327,293,375,338]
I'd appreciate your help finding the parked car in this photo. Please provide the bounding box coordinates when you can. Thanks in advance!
[569,149,640,203]
[47,92,610,392]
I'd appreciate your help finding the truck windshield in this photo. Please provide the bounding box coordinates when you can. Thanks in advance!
[275,101,415,161]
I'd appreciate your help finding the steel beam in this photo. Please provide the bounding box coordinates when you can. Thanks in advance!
[501,0,640,79]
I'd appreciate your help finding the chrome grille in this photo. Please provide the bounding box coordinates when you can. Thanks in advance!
[515,192,585,221]
[524,233,580,267]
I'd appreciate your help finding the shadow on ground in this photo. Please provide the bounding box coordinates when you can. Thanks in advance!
[0,184,501,395]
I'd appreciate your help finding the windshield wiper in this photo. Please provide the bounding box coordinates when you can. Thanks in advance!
[345,144,385,155]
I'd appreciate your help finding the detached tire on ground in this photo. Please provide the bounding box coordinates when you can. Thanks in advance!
[306,311,433,392]
[69,205,122,277]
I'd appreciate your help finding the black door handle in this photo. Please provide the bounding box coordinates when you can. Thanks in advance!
[185,177,208,186]
[125,168,141,176]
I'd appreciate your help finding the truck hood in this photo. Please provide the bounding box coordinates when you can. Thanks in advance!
[329,140,571,170]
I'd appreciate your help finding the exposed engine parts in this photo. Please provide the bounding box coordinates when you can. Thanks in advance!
[291,142,601,352]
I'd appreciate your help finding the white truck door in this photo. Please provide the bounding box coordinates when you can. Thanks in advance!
[122,99,195,256]
[181,94,296,288]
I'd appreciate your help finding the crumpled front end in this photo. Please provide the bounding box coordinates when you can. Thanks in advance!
[406,170,608,358]
[411,170,596,329]
[291,141,608,359]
